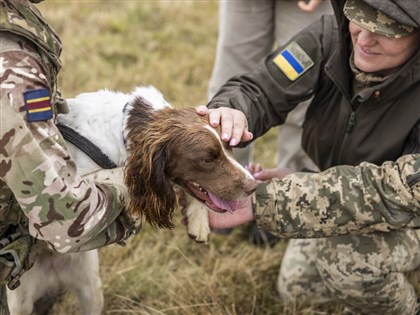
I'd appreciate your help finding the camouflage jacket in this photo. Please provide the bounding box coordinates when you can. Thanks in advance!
[0,1,138,253]
[253,154,420,238]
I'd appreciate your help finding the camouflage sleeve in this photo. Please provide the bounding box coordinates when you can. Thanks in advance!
[253,154,420,238]
[0,33,138,253]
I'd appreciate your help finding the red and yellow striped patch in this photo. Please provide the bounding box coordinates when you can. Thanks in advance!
[24,89,53,122]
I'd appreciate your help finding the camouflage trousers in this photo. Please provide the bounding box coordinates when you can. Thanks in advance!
[277,229,420,315]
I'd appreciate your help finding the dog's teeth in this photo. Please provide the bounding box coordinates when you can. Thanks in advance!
[198,186,208,195]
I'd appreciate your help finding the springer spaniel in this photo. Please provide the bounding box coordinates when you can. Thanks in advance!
[7,86,258,315]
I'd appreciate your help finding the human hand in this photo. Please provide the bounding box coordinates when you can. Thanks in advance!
[297,0,325,12]
[207,196,254,230]
[196,105,253,146]
[179,195,254,231]
[246,163,293,181]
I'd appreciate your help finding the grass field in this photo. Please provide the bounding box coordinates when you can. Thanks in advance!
[36,1,417,314]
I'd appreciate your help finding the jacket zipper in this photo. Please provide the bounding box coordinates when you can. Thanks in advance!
[338,111,356,164]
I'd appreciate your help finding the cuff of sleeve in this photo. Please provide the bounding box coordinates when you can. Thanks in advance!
[207,100,227,109]
[252,181,276,232]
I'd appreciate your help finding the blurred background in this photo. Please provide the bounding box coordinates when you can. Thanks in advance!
[35,1,409,314]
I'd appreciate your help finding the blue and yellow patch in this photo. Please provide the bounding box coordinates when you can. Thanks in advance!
[24,89,53,122]
[272,42,314,81]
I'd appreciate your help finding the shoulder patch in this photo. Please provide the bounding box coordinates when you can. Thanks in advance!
[24,89,53,122]
[272,42,314,81]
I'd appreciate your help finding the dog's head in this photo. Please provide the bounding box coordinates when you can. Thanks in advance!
[124,96,258,229]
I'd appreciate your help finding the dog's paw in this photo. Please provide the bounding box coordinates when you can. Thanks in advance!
[187,223,211,244]
[184,195,211,244]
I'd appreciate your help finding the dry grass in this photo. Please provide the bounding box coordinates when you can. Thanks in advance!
[35,1,418,314]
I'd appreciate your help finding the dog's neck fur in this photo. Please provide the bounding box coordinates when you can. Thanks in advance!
[58,86,171,173]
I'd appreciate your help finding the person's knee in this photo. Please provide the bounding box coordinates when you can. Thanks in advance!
[277,269,332,304]
[277,239,330,303]
[317,263,418,314]
[315,238,385,295]
[315,239,419,315]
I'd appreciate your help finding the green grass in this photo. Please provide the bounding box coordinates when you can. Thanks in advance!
[35,1,418,314]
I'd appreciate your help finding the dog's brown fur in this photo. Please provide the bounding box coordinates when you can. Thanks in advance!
[125,98,253,229]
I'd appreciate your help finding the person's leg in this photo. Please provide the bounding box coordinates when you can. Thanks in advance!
[208,0,276,99]
[273,1,332,172]
[316,230,420,314]
[278,239,331,303]
[208,0,276,166]
[274,0,332,46]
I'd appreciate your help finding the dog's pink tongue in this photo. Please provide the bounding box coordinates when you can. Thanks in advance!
[207,192,241,213]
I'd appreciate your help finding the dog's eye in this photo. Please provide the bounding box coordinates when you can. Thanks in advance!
[200,152,218,164]
[201,156,215,164]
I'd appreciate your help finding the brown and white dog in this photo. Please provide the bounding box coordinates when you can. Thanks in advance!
[7,86,258,315]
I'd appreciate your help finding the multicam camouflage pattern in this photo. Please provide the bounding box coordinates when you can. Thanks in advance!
[0,2,138,262]
[343,0,415,38]
[0,0,62,98]
[253,154,420,314]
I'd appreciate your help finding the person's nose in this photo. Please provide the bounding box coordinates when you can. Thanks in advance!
[357,28,377,47]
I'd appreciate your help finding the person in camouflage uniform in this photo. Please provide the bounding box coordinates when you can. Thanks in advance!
[0,0,140,312]
[198,0,420,313]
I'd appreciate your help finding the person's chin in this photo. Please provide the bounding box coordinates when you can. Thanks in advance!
[354,58,380,73]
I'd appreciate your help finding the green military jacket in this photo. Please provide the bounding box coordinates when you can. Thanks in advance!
[208,0,420,237]
[209,13,420,169]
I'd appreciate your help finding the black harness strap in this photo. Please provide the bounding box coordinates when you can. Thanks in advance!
[56,123,117,169]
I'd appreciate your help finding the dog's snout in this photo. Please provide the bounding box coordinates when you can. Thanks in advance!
[244,178,259,195]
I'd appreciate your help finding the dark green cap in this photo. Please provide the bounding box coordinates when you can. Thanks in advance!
[343,0,416,38]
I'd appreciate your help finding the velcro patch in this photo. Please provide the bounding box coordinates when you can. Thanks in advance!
[272,42,314,81]
[24,89,53,122]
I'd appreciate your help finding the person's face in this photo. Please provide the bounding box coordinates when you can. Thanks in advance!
[349,21,420,73]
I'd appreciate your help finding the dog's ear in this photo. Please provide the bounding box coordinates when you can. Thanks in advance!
[124,139,177,229]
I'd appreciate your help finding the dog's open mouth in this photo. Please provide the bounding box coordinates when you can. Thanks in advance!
[185,181,240,213]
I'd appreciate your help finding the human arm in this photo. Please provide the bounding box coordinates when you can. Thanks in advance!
[209,154,420,236]
[0,34,139,253]
[203,16,334,146]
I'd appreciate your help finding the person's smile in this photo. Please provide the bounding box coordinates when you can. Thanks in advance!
[349,21,420,73]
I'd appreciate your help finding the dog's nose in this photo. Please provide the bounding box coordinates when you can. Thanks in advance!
[244,178,259,195]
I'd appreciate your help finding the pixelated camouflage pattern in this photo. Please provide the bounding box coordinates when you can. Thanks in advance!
[277,239,332,303]
[256,154,420,314]
[343,0,415,38]
[278,231,420,314]
[0,32,137,253]
[253,154,420,238]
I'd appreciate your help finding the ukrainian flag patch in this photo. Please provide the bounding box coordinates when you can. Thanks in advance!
[272,42,314,81]
[24,88,53,122]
